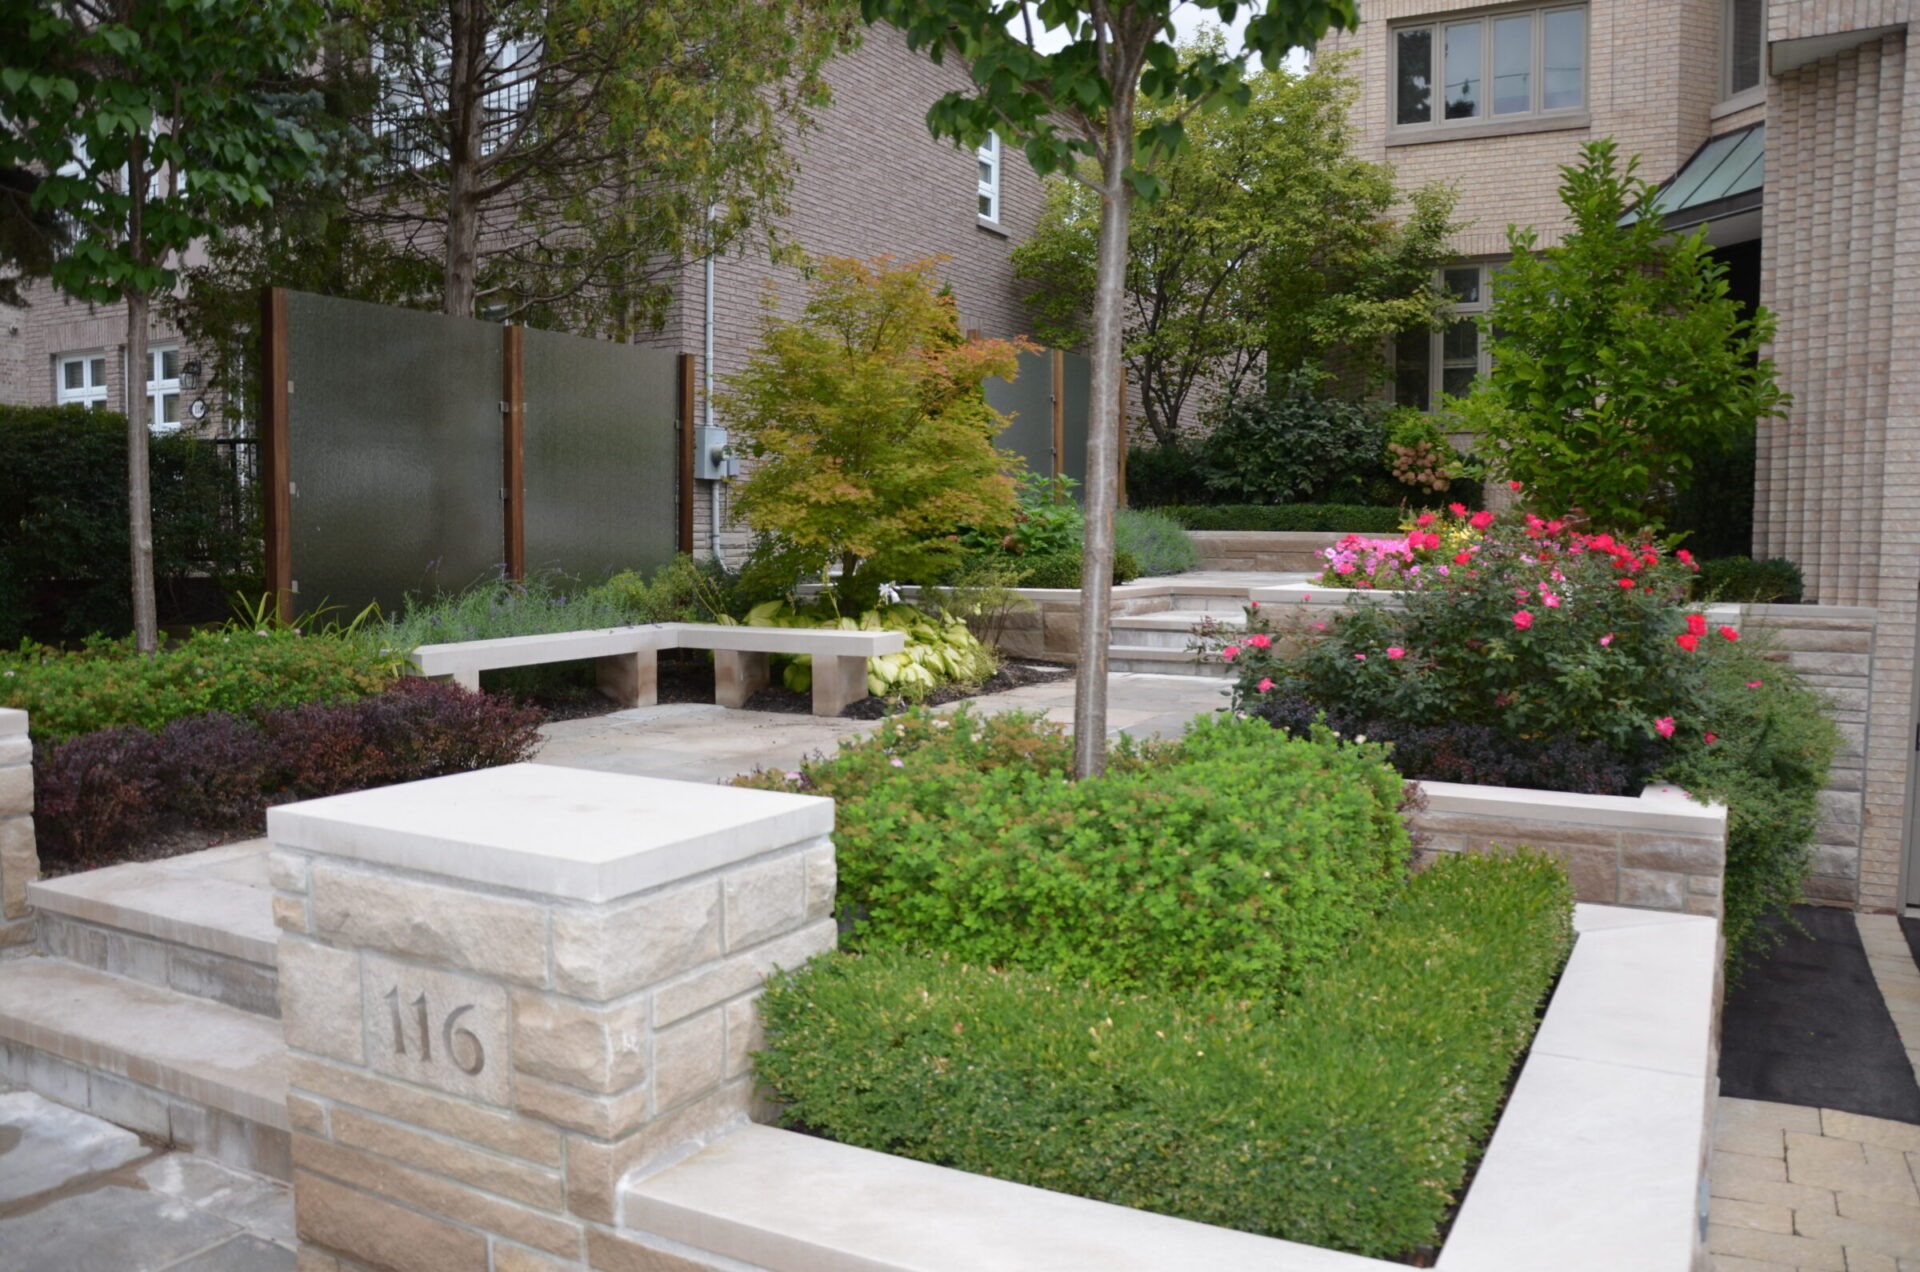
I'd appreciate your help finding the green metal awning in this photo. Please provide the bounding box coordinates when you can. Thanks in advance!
[1621,123,1764,231]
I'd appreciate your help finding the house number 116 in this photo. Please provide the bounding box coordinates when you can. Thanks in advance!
[384,987,486,1075]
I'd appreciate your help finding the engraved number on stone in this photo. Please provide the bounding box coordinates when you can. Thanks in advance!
[442,1003,485,1075]
[384,987,484,1074]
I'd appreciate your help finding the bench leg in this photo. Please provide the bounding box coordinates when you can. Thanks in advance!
[713,650,769,709]
[811,654,869,717]
[429,670,482,694]
[595,650,657,709]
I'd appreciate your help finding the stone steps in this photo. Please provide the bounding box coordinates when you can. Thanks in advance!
[0,957,289,1179]
[28,841,279,1018]
[1107,609,1241,677]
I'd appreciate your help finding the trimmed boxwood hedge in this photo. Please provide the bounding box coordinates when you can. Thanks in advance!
[742,710,1412,999]
[1161,503,1406,533]
[757,850,1575,1259]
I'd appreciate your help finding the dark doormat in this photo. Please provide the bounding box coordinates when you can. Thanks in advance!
[1719,904,1920,1123]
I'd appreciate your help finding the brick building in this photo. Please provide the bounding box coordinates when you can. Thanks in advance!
[0,24,1046,540]
[1326,0,1920,913]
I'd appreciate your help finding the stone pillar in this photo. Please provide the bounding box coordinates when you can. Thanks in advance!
[711,650,769,708]
[268,762,836,1271]
[0,708,38,953]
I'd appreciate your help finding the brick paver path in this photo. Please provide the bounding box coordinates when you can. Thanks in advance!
[1708,915,1920,1271]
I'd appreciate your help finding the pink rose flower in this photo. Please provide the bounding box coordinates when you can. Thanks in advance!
[1655,717,1676,739]
[1508,480,1523,491]
[1746,680,1763,688]
[1705,732,1718,745]
[1221,646,1240,662]
[1676,634,1699,652]
[1257,677,1274,693]
[1354,653,1368,661]
[1387,647,1405,660]
[1248,633,1272,649]
[1449,502,1468,518]
[1512,610,1534,630]
[1686,613,1708,637]
[1470,510,1495,531]
[1720,626,1740,641]
[1416,512,1437,528]
[1600,633,1614,646]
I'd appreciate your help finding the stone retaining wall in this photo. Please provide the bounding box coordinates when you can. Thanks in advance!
[0,708,35,954]
[1185,530,1347,573]
[1409,782,1728,918]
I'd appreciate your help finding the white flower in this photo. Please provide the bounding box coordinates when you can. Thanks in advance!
[877,582,902,604]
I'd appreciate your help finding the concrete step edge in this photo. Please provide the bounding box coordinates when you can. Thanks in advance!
[29,867,278,967]
[0,956,288,1133]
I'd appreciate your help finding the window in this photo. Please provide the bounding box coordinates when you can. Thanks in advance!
[372,30,539,169]
[977,131,1001,223]
[56,353,108,409]
[1394,6,1586,132]
[1724,0,1765,98]
[1395,265,1495,411]
[147,344,181,432]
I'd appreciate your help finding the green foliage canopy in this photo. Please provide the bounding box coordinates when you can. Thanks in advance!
[1459,139,1787,531]
[1011,52,1457,443]
[717,257,1025,602]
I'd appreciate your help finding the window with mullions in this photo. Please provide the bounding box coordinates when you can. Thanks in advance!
[1394,6,1586,131]
[147,344,182,432]
[978,131,1001,222]
[1395,265,1494,412]
[56,352,108,409]
[1724,0,1765,99]
[372,29,540,169]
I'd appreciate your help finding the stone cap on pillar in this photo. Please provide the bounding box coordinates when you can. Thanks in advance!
[0,709,25,736]
[267,763,833,904]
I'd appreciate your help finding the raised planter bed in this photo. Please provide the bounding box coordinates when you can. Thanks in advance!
[613,903,1720,1272]
[1186,529,1353,573]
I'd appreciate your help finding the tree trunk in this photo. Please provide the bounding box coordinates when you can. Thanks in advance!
[1071,109,1135,780]
[442,0,481,316]
[125,134,159,655]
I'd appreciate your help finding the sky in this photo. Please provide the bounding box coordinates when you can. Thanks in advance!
[1021,3,1312,73]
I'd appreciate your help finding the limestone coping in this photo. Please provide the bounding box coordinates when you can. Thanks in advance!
[410,623,904,678]
[0,708,23,736]
[1420,780,1728,836]
[267,764,833,904]
[620,903,1717,1272]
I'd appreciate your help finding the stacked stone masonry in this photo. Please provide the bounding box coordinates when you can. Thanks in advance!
[0,708,36,953]
[268,764,837,1271]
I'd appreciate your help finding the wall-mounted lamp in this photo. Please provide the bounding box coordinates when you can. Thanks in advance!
[181,359,202,390]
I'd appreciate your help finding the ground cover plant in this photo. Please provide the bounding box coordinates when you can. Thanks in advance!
[1219,504,1838,961]
[757,847,1573,1257]
[1,626,398,746]
[33,678,541,868]
[737,600,997,700]
[743,709,1575,1256]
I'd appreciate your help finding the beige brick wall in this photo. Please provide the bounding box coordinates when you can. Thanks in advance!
[1756,22,1920,911]
[1321,0,1736,253]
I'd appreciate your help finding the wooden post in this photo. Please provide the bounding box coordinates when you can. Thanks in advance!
[259,287,292,624]
[1050,348,1065,484]
[677,353,696,555]
[501,325,526,581]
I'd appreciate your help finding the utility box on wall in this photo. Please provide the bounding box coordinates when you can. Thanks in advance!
[694,425,736,480]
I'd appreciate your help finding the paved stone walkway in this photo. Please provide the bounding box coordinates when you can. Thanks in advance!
[0,1085,293,1271]
[1709,912,1920,1271]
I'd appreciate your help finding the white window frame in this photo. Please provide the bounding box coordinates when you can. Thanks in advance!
[1390,4,1588,136]
[977,131,1001,225]
[372,31,540,170]
[146,343,182,433]
[1721,0,1767,104]
[55,352,109,409]
[1397,264,1496,411]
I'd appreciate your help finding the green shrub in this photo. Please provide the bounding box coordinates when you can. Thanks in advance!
[1,629,397,746]
[598,555,734,624]
[1197,371,1389,505]
[735,600,997,700]
[1125,441,1207,507]
[1658,638,1838,964]
[1016,547,1141,588]
[1161,504,1407,533]
[1694,555,1803,604]
[757,850,1574,1258]
[742,711,1410,998]
[1113,507,1198,576]
[0,404,261,645]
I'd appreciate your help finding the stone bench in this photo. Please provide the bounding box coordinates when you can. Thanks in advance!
[409,623,906,717]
